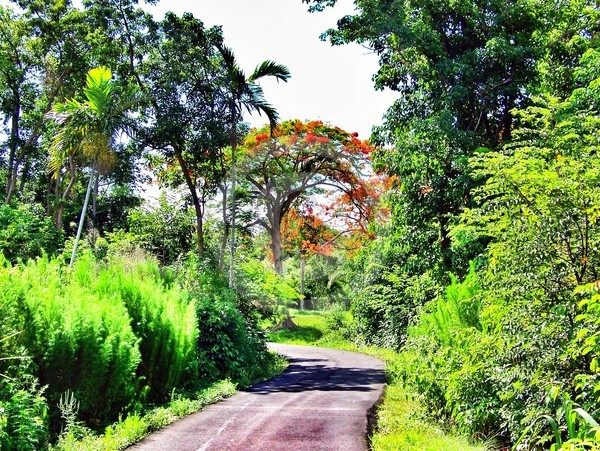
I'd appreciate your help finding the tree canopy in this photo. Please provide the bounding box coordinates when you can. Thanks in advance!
[239,119,377,274]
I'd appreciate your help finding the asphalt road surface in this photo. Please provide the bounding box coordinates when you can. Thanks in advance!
[130,343,386,451]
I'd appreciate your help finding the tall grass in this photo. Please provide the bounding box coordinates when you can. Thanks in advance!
[1,255,141,429]
[0,252,199,433]
[92,257,198,403]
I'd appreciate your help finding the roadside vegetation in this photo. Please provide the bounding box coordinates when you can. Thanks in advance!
[1,0,600,450]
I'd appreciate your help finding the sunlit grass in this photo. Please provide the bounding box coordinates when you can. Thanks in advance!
[371,384,488,451]
[266,309,328,344]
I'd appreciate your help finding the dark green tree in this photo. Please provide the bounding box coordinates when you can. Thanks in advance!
[0,1,91,204]
[303,0,600,346]
[140,12,231,257]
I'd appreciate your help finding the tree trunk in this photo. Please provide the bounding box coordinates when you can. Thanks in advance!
[439,214,452,271]
[174,147,205,256]
[218,184,229,271]
[228,132,237,288]
[271,219,284,275]
[5,90,21,204]
[92,172,99,226]
[281,309,297,329]
[56,159,78,230]
[194,202,204,257]
[300,253,306,310]
[17,158,31,197]
[70,167,95,267]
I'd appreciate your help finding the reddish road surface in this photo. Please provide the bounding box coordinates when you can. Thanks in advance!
[130,343,386,451]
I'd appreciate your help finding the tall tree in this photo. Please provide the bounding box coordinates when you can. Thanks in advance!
[239,119,376,275]
[302,0,543,272]
[140,12,231,258]
[218,45,290,286]
[0,1,91,204]
[46,66,137,266]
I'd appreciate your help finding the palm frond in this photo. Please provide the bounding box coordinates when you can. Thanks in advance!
[84,66,114,114]
[217,44,246,90]
[249,60,291,83]
[244,83,279,132]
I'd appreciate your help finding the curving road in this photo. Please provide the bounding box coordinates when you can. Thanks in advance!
[130,343,386,451]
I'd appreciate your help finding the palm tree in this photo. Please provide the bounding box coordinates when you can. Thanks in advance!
[218,45,290,287]
[46,66,137,267]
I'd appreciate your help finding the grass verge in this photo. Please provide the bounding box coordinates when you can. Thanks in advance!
[268,309,487,451]
[52,353,288,451]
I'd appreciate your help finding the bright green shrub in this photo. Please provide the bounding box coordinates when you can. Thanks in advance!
[0,377,48,450]
[238,259,301,323]
[91,256,198,404]
[0,256,141,429]
[0,258,50,449]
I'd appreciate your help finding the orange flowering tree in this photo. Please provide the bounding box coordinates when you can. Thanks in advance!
[239,119,378,275]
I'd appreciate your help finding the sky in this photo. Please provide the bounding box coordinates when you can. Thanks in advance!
[145,0,397,140]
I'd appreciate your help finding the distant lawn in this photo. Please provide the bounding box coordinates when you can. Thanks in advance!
[266,309,330,344]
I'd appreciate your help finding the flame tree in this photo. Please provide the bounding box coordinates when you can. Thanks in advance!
[239,119,378,275]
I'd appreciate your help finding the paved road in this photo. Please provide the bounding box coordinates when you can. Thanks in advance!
[130,343,386,451]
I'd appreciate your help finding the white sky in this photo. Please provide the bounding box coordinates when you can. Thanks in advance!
[146,0,396,140]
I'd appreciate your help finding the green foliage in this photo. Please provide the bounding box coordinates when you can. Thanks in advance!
[0,255,142,429]
[91,255,198,404]
[177,256,270,385]
[352,253,441,349]
[393,50,600,447]
[412,262,481,347]
[572,283,600,413]
[399,267,498,437]
[0,377,48,451]
[0,203,64,264]
[290,254,351,309]
[514,387,600,450]
[128,194,195,265]
[239,259,301,322]
[371,383,487,451]
[0,252,200,434]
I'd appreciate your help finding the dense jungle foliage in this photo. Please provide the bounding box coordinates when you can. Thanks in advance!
[1,0,600,449]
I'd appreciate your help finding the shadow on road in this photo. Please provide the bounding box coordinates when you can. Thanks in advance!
[246,358,386,394]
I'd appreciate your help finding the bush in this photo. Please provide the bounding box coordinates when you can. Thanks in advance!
[353,268,441,349]
[0,272,49,450]
[0,252,199,431]
[93,256,198,403]
[0,377,48,450]
[2,256,142,429]
[127,194,195,265]
[177,256,269,384]
[0,203,64,264]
